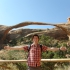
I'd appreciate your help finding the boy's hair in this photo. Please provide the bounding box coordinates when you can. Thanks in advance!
[32,34,39,40]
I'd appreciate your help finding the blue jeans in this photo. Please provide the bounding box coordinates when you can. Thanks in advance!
[27,66,41,70]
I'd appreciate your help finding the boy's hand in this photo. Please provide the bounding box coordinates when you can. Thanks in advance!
[60,46,67,51]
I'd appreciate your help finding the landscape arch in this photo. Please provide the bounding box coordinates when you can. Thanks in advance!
[0,21,69,49]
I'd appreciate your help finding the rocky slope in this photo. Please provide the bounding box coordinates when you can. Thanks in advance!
[0,25,68,41]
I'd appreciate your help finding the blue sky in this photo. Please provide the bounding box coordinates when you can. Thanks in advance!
[0,0,70,29]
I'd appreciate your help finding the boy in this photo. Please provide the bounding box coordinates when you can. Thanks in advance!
[4,34,66,70]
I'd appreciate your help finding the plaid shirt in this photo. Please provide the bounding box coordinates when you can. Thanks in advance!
[23,44,47,67]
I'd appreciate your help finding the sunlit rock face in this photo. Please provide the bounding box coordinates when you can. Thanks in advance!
[0,17,70,49]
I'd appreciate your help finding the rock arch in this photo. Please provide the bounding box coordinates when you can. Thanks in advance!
[0,18,70,49]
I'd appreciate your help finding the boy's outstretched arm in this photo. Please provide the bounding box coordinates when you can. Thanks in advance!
[47,46,67,51]
[4,46,24,50]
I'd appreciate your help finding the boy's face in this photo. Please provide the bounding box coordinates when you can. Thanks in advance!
[32,36,39,44]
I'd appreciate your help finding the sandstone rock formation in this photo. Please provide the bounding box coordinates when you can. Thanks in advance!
[0,17,70,49]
